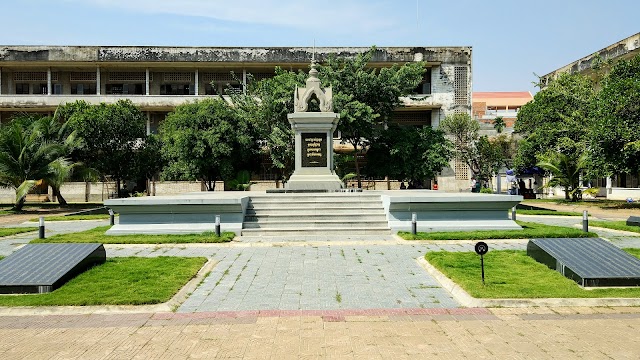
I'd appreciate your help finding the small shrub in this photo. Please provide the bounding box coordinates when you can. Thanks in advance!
[480,187,493,194]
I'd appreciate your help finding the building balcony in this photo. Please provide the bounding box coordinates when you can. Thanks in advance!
[398,95,442,109]
[0,94,227,112]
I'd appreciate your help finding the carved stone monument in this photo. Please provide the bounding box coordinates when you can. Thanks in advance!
[285,61,343,191]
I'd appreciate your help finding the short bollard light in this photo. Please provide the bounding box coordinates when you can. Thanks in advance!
[511,206,517,221]
[108,208,115,226]
[215,215,221,237]
[475,241,489,285]
[411,212,417,235]
[39,216,45,239]
[583,210,589,233]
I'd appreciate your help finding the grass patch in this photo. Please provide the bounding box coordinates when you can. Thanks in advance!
[590,221,640,234]
[0,227,37,237]
[399,221,596,240]
[523,199,640,210]
[28,214,112,222]
[0,257,206,306]
[517,209,584,216]
[426,250,640,298]
[32,226,236,244]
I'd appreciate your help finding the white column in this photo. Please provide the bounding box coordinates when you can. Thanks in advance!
[0,67,2,95]
[242,68,247,95]
[96,66,101,95]
[606,176,612,195]
[194,69,199,95]
[47,67,52,95]
[146,112,151,136]
[145,68,150,95]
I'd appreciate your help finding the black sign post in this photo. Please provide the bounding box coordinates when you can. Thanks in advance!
[475,241,489,285]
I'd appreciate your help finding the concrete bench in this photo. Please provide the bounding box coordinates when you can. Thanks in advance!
[627,216,640,227]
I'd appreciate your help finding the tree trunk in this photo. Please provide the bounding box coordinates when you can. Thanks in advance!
[352,148,362,189]
[13,195,26,212]
[53,187,67,206]
[116,179,121,198]
[564,186,570,200]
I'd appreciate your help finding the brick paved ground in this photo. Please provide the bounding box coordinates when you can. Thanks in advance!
[0,308,639,359]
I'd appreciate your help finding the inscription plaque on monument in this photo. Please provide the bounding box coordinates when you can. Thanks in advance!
[301,133,327,167]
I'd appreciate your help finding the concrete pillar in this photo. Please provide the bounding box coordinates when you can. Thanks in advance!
[194,69,199,95]
[145,68,150,95]
[606,176,612,195]
[96,66,101,95]
[0,67,2,95]
[242,68,247,95]
[47,68,52,95]
[496,172,501,193]
[146,112,151,136]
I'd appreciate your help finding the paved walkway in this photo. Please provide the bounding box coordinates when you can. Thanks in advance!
[1,216,640,358]
[0,308,639,359]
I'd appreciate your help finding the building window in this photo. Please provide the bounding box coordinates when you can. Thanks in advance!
[454,66,468,105]
[15,83,30,94]
[35,83,48,94]
[71,83,97,95]
[391,110,432,127]
[106,84,144,95]
[413,68,432,95]
[204,84,218,95]
[160,84,193,95]
[454,159,469,180]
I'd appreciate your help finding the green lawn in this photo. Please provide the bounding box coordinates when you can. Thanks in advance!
[589,221,640,234]
[32,226,236,244]
[28,214,112,222]
[0,227,37,237]
[517,209,584,216]
[399,221,596,240]
[0,257,206,306]
[523,199,640,210]
[426,250,640,298]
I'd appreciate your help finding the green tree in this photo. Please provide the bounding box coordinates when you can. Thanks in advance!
[493,116,506,133]
[159,98,259,190]
[67,100,146,195]
[319,47,425,187]
[537,152,588,201]
[589,54,640,177]
[513,73,595,173]
[232,68,307,182]
[366,125,453,187]
[0,120,66,210]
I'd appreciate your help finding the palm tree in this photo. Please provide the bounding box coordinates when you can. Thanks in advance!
[536,152,588,201]
[493,116,506,133]
[0,121,66,210]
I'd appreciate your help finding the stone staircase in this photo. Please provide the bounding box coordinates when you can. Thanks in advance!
[241,193,391,236]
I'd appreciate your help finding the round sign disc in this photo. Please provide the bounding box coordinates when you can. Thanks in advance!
[475,241,489,255]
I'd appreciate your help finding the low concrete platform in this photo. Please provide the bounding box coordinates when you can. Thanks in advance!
[104,190,522,236]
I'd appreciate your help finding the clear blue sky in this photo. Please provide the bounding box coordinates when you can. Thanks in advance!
[1,0,638,94]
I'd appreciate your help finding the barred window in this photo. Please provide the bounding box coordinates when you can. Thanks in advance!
[391,111,432,126]
[70,72,97,82]
[454,159,469,180]
[163,72,192,83]
[454,66,468,105]
[14,72,58,82]
[202,72,236,83]
[108,72,147,82]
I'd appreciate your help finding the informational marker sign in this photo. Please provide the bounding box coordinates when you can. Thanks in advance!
[301,132,327,167]
[475,241,489,285]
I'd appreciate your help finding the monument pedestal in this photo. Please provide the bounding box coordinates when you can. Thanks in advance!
[285,113,343,191]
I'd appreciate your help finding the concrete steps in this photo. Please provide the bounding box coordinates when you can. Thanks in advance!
[241,194,391,236]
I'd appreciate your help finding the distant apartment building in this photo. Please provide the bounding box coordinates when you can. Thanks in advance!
[539,32,640,200]
[0,45,473,192]
[472,91,532,130]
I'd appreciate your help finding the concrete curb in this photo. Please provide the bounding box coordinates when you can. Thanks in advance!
[0,258,218,316]
[417,257,640,308]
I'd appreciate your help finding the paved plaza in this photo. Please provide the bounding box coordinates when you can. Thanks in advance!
[1,213,640,358]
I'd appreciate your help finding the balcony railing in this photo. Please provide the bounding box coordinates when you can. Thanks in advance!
[0,94,227,111]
